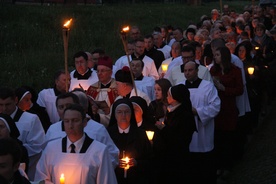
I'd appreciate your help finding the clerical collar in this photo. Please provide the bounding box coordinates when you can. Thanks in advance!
[67,134,85,153]
[10,106,18,119]
[118,125,130,134]
[131,53,145,60]
[134,74,144,81]
[123,92,131,99]
[53,86,63,96]
[185,78,202,88]
[73,69,92,80]
[101,79,112,88]
[167,103,181,112]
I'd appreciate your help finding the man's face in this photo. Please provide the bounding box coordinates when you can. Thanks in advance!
[56,97,75,120]
[130,28,140,40]
[63,109,86,142]
[135,41,145,56]
[0,154,18,182]
[171,42,181,58]
[144,37,154,50]
[184,62,198,82]
[55,73,71,93]
[153,34,163,47]
[92,53,100,65]
[127,43,135,55]
[115,81,126,96]
[181,51,195,64]
[130,60,143,78]
[97,65,112,84]
[0,120,10,139]
[75,56,88,75]
[173,30,183,41]
[0,97,17,115]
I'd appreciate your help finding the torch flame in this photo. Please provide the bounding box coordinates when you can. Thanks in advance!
[63,19,72,29]
[122,26,130,32]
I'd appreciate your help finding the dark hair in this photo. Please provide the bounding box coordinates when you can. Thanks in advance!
[0,138,22,165]
[188,41,202,49]
[173,27,183,34]
[0,87,15,100]
[109,98,137,127]
[234,40,252,62]
[153,26,161,33]
[91,48,105,56]
[155,78,172,104]
[181,45,196,56]
[73,51,88,61]
[131,58,144,69]
[64,104,86,121]
[56,92,79,107]
[144,34,154,39]
[214,46,232,74]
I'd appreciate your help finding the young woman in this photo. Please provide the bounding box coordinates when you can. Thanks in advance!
[210,46,243,174]
[148,78,171,125]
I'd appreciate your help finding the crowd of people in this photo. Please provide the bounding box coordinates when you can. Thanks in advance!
[0,3,276,184]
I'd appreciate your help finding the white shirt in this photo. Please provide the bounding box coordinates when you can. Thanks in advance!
[69,69,98,91]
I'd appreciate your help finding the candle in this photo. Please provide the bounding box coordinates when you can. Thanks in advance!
[60,173,65,184]
[122,26,129,32]
[248,67,254,75]
[161,64,168,72]
[63,19,72,29]
[146,131,154,141]
[122,156,130,178]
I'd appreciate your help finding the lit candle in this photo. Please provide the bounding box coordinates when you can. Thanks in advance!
[122,156,130,178]
[161,64,168,72]
[146,131,154,141]
[122,26,129,32]
[60,173,65,184]
[248,67,254,75]
[63,19,72,29]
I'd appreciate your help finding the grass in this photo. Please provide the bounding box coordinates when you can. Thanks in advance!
[0,1,250,91]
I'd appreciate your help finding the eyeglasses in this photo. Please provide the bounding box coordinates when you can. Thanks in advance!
[96,69,111,73]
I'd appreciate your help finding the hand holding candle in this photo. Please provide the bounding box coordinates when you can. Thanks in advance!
[60,173,65,184]
[121,156,130,178]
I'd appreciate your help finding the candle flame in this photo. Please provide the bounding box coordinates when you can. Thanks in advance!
[61,173,64,178]
[63,19,72,29]
[122,26,129,32]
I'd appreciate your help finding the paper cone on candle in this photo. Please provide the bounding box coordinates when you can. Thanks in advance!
[60,173,65,184]
[146,131,154,141]
[248,67,254,75]
[161,64,168,72]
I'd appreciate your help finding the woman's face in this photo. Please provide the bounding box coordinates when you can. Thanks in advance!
[115,104,131,125]
[214,50,222,64]
[255,28,264,37]
[238,45,246,60]
[0,120,10,139]
[132,103,143,123]
[17,93,32,111]
[167,90,175,105]
[154,84,163,100]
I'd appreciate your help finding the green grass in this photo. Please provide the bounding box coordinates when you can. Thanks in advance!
[0,1,250,91]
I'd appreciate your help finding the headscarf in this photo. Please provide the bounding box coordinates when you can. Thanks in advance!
[129,96,149,122]
[0,113,20,139]
[109,98,137,127]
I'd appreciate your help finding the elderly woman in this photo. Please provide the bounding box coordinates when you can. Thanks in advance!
[107,98,152,184]
[156,84,196,183]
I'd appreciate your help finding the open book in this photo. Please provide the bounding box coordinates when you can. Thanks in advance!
[87,95,109,110]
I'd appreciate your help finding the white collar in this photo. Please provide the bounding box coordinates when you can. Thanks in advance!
[118,126,130,133]
[67,134,86,153]
[167,103,181,112]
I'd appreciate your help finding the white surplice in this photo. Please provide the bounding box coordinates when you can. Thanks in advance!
[180,80,221,152]
[35,137,117,184]
[37,88,59,123]
[69,69,99,91]
[134,76,155,101]
[44,119,119,168]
